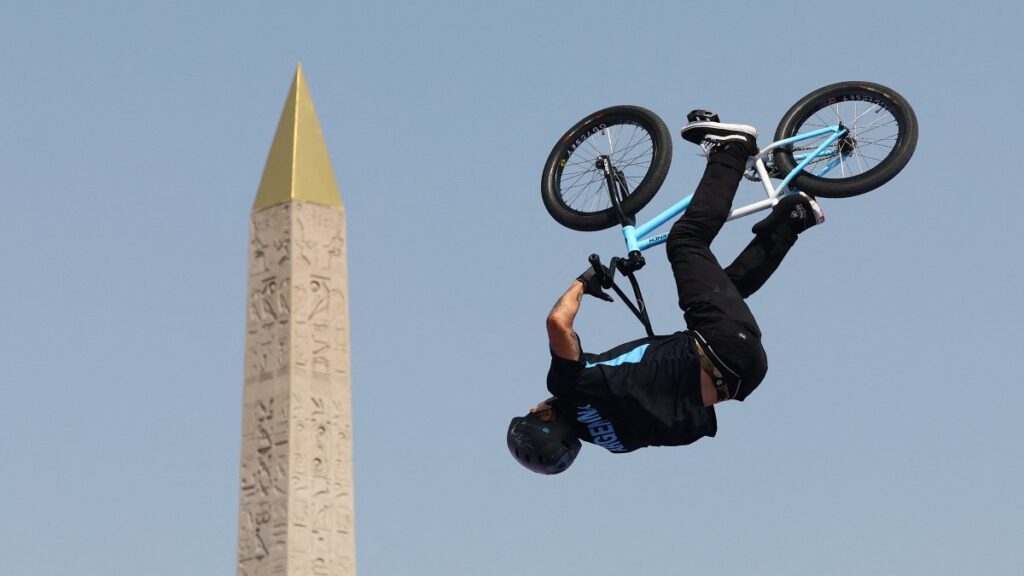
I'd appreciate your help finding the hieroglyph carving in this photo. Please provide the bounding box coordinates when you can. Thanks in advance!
[292,203,350,380]
[238,394,290,568]
[289,392,355,575]
[240,202,354,576]
[246,205,293,382]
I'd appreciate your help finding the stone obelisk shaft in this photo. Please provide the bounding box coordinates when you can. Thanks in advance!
[238,65,355,576]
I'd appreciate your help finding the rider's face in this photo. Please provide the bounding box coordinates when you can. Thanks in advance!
[529,400,555,423]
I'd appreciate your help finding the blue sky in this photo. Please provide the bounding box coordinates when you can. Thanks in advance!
[2,1,1022,575]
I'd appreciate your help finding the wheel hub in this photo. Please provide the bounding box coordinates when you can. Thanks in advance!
[837,123,856,155]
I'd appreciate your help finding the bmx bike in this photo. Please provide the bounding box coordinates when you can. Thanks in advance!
[540,81,918,336]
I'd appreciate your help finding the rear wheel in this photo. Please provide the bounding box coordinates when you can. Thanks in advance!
[773,82,917,198]
[541,105,671,231]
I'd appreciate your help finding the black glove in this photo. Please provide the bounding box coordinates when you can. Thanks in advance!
[577,266,613,302]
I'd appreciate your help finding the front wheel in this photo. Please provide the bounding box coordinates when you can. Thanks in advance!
[773,81,918,198]
[541,105,671,231]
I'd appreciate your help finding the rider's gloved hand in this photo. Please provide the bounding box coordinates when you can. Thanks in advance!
[577,266,614,302]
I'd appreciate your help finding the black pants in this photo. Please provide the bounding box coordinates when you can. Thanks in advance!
[666,149,799,401]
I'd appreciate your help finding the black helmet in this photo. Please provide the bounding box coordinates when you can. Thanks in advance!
[507,408,581,475]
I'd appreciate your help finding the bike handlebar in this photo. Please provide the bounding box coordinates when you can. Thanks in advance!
[588,254,613,288]
[585,251,654,337]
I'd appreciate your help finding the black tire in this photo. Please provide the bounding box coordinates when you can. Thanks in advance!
[542,105,671,231]
[773,81,917,198]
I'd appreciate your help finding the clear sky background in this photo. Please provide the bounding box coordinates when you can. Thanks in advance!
[2,1,1022,575]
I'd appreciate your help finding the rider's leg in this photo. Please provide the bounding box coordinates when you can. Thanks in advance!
[667,143,767,402]
[724,228,797,298]
[725,193,825,298]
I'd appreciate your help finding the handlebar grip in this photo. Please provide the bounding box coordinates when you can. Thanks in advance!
[588,254,605,280]
[588,254,616,289]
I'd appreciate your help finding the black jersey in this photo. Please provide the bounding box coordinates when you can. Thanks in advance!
[547,331,717,453]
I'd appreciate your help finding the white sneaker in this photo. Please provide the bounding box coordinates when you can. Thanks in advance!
[681,118,758,157]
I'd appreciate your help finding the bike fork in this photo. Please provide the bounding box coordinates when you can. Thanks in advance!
[596,155,635,227]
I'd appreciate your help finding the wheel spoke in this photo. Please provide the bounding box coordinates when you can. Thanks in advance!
[789,98,903,179]
[557,119,658,213]
[850,103,879,127]
[852,147,868,173]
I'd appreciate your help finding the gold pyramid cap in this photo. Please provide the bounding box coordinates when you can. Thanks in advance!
[253,64,342,211]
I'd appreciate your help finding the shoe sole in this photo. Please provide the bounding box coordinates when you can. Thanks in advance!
[681,121,758,143]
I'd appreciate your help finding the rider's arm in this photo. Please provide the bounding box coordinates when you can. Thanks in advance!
[547,280,584,361]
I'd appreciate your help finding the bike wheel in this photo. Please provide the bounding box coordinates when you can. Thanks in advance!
[773,81,917,198]
[542,105,671,231]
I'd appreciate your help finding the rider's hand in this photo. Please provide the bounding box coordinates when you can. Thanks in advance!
[577,266,614,302]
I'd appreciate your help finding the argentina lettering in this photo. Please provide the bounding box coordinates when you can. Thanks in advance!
[576,405,627,452]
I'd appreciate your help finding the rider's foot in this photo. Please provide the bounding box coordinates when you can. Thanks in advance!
[752,192,825,235]
[681,112,758,157]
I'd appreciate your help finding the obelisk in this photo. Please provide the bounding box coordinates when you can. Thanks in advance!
[237,64,355,576]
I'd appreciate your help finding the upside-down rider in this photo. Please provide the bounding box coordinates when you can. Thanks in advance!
[507,113,826,474]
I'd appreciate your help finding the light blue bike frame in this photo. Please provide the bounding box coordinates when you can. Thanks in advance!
[618,126,847,253]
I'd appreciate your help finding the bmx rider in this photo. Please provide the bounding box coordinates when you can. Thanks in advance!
[507,113,825,474]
